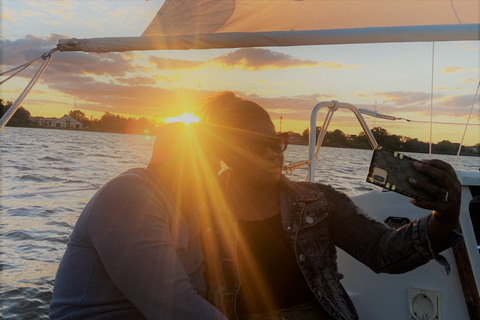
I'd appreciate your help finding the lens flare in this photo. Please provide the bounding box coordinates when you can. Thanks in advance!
[164,113,200,125]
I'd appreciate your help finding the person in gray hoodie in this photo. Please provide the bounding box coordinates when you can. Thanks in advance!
[50,122,226,320]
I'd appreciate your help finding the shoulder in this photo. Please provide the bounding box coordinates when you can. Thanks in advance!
[291,179,350,202]
[83,168,173,223]
[285,179,356,215]
[105,168,159,189]
[94,168,163,201]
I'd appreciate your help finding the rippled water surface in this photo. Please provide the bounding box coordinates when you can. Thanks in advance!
[1,127,478,319]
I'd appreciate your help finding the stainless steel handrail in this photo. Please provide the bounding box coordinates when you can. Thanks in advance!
[306,101,378,182]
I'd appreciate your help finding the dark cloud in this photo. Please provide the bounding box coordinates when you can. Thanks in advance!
[51,52,140,77]
[147,48,321,71]
[47,81,178,116]
[2,34,145,79]
[356,92,479,120]
[1,34,63,66]
[43,78,218,118]
[2,34,172,116]
[438,94,479,108]
[374,91,478,115]
[375,91,440,106]
[240,93,337,121]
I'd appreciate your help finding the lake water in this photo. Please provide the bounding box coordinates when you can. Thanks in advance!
[1,127,478,319]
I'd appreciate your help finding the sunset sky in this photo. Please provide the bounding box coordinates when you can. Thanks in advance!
[1,0,479,146]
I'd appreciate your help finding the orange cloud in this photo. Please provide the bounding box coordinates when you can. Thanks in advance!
[441,66,463,74]
[45,8,74,21]
[108,9,129,17]
[1,8,15,22]
[19,10,46,18]
[115,76,156,86]
[321,61,363,70]
[153,74,181,83]
[461,78,479,83]
[435,86,462,91]
[148,57,203,70]
[27,0,77,10]
[211,48,319,70]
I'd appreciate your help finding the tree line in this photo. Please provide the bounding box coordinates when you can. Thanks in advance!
[68,109,159,135]
[1,100,478,156]
[284,126,479,156]
[0,100,159,135]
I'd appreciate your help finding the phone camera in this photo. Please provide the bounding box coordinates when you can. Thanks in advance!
[390,166,399,175]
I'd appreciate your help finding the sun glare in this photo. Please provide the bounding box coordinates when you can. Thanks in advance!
[164,113,200,125]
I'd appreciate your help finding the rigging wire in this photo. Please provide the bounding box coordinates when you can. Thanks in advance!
[454,81,480,169]
[0,57,43,85]
[0,48,58,132]
[359,109,480,126]
[429,41,435,158]
[449,0,462,24]
[0,56,42,77]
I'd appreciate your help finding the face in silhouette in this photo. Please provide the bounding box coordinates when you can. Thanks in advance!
[220,120,287,188]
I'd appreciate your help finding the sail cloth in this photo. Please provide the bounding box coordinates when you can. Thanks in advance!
[58,0,480,53]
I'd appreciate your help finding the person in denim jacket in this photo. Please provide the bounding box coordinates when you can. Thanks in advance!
[199,92,462,320]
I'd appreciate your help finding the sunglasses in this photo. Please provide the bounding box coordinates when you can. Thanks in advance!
[245,132,289,157]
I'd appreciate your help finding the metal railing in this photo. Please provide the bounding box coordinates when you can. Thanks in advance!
[306,101,378,181]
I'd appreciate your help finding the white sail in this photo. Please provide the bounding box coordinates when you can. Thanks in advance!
[58,0,480,53]
[144,0,480,35]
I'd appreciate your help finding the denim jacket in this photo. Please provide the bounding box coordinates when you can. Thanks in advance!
[201,175,461,320]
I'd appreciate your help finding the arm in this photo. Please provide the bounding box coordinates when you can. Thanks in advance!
[409,159,462,252]
[86,173,227,320]
[321,184,450,274]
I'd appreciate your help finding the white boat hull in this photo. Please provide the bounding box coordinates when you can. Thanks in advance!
[339,170,480,319]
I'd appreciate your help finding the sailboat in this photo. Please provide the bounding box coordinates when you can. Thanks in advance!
[1,1,479,319]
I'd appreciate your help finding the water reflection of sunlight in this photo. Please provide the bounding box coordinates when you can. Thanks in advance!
[164,113,200,125]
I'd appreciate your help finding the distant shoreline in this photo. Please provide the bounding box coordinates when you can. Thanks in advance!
[5,125,479,157]
[2,104,478,156]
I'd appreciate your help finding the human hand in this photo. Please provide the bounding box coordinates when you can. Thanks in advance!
[408,159,461,228]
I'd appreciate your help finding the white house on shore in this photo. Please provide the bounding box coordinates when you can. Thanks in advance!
[51,116,83,129]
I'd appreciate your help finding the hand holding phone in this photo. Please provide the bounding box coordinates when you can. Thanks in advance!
[366,147,440,201]
[367,147,462,249]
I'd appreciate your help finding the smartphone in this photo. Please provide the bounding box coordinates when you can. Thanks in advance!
[366,147,439,201]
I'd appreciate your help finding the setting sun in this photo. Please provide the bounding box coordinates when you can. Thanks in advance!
[164,113,200,125]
